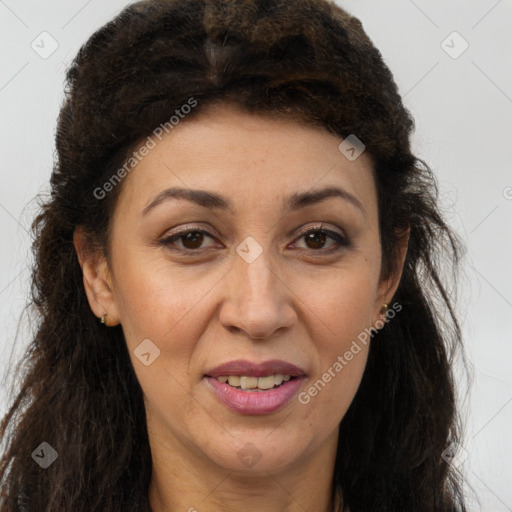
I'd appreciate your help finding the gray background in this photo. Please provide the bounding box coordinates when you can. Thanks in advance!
[1,0,511,510]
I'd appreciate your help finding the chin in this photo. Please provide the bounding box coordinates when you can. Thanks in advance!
[201,434,304,474]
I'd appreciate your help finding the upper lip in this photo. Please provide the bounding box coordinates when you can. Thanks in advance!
[205,359,306,378]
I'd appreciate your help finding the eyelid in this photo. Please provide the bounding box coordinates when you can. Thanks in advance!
[159,222,349,253]
[294,222,345,239]
[290,224,349,252]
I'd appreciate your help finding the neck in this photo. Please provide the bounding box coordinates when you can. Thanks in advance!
[149,473,338,512]
[147,425,341,512]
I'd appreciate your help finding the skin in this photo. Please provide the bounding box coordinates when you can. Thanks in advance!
[74,102,408,512]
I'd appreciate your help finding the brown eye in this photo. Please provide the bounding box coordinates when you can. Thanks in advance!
[181,231,206,249]
[159,226,349,255]
[160,229,217,252]
[304,231,327,250]
[295,228,348,252]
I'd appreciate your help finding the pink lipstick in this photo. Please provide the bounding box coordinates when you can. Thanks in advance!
[204,359,306,415]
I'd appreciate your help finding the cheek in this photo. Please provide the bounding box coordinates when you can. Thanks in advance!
[112,246,221,351]
[295,291,371,429]
[291,259,376,419]
[116,262,209,427]
[294,256,379,341]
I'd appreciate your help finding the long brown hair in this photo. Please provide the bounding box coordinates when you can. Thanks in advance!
[0,0,469,510]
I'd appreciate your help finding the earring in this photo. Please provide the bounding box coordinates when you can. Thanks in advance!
[379,303,388,315]
[100,314,107,324]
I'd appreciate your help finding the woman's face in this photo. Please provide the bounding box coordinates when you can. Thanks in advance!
[78,103,404,478]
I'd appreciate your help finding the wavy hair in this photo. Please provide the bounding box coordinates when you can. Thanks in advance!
[0,0,469,510]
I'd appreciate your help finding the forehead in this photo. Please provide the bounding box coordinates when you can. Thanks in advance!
[116,103,377,219]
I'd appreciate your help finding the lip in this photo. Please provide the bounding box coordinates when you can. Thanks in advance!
[204,359,306,378]
[204,359,307,415]
[205,375,305,415]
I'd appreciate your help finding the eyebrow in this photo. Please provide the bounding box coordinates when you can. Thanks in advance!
[142,185,366,217]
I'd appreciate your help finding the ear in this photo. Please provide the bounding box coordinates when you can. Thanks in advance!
[73,226,121,327]
[372,227,410,325]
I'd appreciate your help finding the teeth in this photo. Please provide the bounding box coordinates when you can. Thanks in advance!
[227,375,240,387]
[257,375,276,390]
[240,376,258,389]
[217,374,293,390]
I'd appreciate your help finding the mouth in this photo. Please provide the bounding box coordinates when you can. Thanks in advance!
[213,374,296,391]
[203,359,306,414]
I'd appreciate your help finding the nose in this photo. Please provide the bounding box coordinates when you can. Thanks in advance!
[218,245,296,341]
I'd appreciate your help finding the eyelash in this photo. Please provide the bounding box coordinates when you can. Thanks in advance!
[158,225,350,255]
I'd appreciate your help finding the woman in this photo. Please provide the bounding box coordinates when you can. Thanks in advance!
[0,0,469,510]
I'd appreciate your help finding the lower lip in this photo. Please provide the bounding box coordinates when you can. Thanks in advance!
[205,376,304,415]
